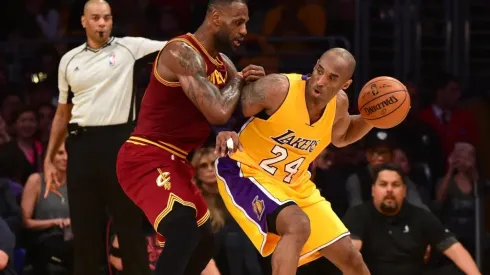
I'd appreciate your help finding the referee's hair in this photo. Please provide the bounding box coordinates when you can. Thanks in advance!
[372,162,406,184]
[207,0,248,11]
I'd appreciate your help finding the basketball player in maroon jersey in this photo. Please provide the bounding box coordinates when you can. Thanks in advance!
[116,0,264,274]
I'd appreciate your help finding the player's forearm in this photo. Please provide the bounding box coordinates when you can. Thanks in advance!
[338,115,373,146]
[444,243,481,275]
[45,109,70,163]
[214,75,245,123]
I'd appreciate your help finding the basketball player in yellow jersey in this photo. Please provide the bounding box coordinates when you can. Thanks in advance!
[214,48,372,275]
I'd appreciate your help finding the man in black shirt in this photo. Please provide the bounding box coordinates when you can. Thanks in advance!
[0,218,16,275]
[343,162,480,275]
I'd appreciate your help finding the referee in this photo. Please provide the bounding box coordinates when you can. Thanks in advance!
[43,1,166,275]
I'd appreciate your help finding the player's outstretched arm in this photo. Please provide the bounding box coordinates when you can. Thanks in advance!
[158,42,245,125]
[331,90,373,147]
[241,73,289,117]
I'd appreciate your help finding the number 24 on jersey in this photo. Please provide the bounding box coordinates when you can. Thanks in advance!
[259,145,305,183]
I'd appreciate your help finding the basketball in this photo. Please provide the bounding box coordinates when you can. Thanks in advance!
[358,76,411,129]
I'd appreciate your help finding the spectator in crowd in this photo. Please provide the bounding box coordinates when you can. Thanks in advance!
[392,147,432,206]
[463,89,490,250]
[21,143,71,275]
[0,218,16,275]
[345,129,428,210]
[191,147,263,275]
[37,103,55,147]
[0,94,23,136]
[25,81,56,108]
[390,80,445,187]
[0,115,10,146]
[0,107,43,185]
[435,142,490,258]
[27,0,61,40]
[0,178,22,237]
[343,162,481,275]
[463,88,490,177]
[418,73,478,160]
[311,146,359,218]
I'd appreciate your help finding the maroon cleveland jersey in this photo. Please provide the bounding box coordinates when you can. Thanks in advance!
[132,33,228,152]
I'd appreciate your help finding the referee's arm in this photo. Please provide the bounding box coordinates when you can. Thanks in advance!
[119,37,167,60]
[43,54,72,197]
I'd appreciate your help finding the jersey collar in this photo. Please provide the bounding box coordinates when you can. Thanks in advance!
[84,37,115,52]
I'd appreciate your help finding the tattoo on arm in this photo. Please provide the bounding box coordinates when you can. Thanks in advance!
[241,74,287,117]
[241,80,266,107]
[164,42,244,124]
[220,53,238,76]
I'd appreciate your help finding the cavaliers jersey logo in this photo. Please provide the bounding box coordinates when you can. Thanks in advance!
[156,168,171,190]
[252,195,265,221]
[208,70,226,85]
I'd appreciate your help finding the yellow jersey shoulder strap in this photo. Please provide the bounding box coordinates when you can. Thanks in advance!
[268,74,306,121]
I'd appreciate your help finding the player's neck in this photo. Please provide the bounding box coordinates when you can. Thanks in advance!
[305,94,326,124]
[193,26,218,58]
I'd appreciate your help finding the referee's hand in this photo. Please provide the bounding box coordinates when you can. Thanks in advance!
[44,161,61,198]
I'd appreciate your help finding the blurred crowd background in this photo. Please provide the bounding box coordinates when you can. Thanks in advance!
[0,0,489,274]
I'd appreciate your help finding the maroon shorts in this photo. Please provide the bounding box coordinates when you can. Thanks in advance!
[116,136,209,246]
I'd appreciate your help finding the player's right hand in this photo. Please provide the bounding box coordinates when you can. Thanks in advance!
[44,161,61,198]
[240,64,265,82]
[215,131,243,157]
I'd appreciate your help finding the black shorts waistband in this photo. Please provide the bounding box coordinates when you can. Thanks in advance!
[67,122,133,136]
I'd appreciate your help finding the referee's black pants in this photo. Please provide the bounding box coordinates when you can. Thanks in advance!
[66,123,151,275]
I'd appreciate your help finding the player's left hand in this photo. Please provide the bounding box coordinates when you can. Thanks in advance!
[241,64,265,82]
[215,131,243,157]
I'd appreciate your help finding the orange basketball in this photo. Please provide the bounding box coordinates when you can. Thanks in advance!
[358,76,411,129]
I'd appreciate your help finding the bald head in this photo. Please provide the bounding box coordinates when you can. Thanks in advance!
[82,0,113,48]
[84,0,110,15]
[321,48,356,78]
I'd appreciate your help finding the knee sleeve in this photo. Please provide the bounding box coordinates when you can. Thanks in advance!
[155,204,200,275]
[183,220,217,275]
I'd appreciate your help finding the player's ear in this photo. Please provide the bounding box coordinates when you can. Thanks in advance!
[81,15,86,28]
[342,79,353,90]
[211,9,221,26]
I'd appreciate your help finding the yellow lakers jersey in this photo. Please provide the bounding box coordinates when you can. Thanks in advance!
[231,73,337,186]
